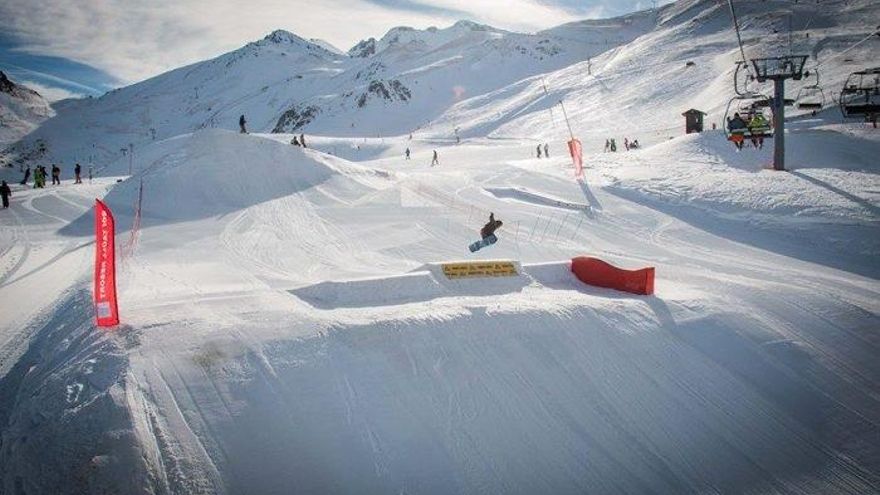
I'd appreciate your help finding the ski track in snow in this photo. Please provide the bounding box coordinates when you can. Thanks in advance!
[1,128,873,494]
[1,1,880,492]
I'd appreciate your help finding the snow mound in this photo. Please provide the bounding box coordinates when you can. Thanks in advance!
[292,271,446,308]
[606,129,880,222]
[484,186,591,211]
[103,130,385,224]
[292,261,587,309]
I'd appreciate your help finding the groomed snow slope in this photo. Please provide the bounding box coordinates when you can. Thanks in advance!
[0,123,878,493]
[434,0,880,143]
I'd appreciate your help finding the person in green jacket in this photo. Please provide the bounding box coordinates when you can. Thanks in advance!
[748,113,769,149]
[33,166,43,188]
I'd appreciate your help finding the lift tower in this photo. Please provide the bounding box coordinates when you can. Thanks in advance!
[750,55,807,171]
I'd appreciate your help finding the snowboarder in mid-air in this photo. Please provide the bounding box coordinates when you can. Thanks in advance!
[239,115,247,134]
[469,212,503,252]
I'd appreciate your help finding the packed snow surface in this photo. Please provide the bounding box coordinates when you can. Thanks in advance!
[0,0,879,493]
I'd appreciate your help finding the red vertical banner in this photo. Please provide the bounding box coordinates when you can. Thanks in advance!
[94,199,119,327]
[568,138,584,177]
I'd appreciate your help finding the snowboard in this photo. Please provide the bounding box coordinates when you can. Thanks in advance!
[468,234,497,253]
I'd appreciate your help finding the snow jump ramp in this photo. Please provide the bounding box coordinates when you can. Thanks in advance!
[290,260,534,309]
[290,258,654,309]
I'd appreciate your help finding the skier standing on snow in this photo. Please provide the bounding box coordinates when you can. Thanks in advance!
[300,133,306,148]
[544,143,549,158]
[74,163,82,184]
[239,115,247,134]
[604,139,610,152]
[51,164,60,185]
[20,166,30,185]
[624,138,630,151]
[0,181,10,209]
[536,144,542,158]
[405,148,411,160]
[291,136,300,146]
[431,150,439,166]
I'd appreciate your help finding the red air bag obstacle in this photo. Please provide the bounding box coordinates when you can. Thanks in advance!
[571,256,654,295]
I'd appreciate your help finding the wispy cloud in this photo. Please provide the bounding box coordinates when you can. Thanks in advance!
[18,79,81,101]
[0,61,104,94]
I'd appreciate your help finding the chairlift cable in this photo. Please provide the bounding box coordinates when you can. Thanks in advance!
[726,0,751,75]
[809,28,879,71]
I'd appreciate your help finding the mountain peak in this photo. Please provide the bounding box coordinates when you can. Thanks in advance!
[0,70,42,99]
[262,29,308,45]
[0,71,15,94]
[451,19,492,31]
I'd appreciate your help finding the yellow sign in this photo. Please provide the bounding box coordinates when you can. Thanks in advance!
[441,261,518,279]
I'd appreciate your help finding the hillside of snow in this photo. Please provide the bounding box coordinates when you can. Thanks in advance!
[0,17,649,169]
[0,71,53,153]
[0,0,879,493]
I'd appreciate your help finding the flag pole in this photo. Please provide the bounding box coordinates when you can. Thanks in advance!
[559,99,575,139]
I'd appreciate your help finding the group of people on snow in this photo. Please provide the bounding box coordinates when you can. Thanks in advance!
[536,143,550,158]
[21,163,86,188]
[726,111,769,151]
[401,148,439,166]
[604,137,639,152]
[290,133,307,147]
[1,163,88,211]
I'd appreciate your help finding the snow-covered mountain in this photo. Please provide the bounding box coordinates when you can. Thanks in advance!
[4,0,878,171]
[0,71,53,155]
[0,14,652,166]
[1,1,879,493]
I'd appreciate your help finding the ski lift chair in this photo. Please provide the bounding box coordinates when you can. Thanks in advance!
[724,93,774,140]
[840,67,880,119]
[796,68,826,110]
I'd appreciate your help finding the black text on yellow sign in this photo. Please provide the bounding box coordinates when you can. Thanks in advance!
[441,262,518,279]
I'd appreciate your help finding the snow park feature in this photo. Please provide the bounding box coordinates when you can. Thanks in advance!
[441,260,518,278]
[571,256,655,296]
[1,0,880,494]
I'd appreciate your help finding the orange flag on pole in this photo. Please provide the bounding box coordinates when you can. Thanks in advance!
[568,138,584,177]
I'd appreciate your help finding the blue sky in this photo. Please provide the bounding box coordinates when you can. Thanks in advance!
[0,0,661,101]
